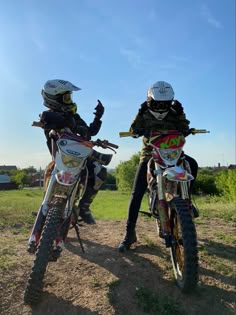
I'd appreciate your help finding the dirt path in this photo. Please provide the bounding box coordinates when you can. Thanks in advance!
[0,218,235,315]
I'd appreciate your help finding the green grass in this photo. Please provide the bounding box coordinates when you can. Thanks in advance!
[0,189,235,228]
[0,189,148,228]
[135,286,186,315]
[0,231,27,270]
[91,190,149,220]
[0,188,235,312]
[193,195,236,222]
[213,231,236,245]
[0,189,43,227]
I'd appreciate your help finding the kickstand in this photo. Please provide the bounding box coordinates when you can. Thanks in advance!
[74,224,85,253]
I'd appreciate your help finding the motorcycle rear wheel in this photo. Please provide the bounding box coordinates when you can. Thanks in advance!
[169,197,199,292]
[24,197,66,305]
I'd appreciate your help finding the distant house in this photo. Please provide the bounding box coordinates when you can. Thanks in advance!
[0,174,11,183]
[31,173,44,187]
[228,164,236,170]
[0,174,17,190]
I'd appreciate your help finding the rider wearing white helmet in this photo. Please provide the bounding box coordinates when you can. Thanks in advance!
[42,79,81,113]
[147,81,175,120]
[118,81,199,252]
[41,79,109,225]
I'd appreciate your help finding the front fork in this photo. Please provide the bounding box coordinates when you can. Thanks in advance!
[27,171,77,252]
[154,163,190,247]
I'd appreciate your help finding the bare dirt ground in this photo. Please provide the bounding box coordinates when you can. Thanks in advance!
[0,217,235,315]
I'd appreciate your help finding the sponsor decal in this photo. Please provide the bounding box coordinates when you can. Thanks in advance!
[160,135,185,149]
[66,149,81,156]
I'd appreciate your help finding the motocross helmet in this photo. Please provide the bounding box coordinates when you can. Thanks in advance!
[147,81,174,120]
[41,79,81,114]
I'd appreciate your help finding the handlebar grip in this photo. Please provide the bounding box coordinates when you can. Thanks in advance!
[191,129,210,134]
[93,139,119,150]
[106,142,119,149]
[32,121,44,127]
[119,131,133,137]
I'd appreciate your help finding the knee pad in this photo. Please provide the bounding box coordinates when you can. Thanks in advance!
[93,163,107,190]
[92,150,113,166]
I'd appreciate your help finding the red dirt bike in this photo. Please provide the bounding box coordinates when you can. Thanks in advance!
[120,128,209,292]
[24,120,118,305]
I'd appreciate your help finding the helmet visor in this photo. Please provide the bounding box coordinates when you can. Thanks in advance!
[149,100,172,112]
[43,91,73,104]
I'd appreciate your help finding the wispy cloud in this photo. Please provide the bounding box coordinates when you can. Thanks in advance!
[120,48,187,73]
[120,48,142,68]
[201,4,222,29]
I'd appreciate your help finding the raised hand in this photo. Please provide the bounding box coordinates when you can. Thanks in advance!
[94,99,104,120]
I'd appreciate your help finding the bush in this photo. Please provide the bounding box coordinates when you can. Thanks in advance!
[115,153,140,191]
[215,170,236,202]
[194,172,218,195]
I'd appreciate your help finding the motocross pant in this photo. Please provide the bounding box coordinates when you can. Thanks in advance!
[125,154,198,232]
[78,160,107,211]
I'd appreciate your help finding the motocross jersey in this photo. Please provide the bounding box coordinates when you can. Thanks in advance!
[41,110,102,155]
[129,101,190,161]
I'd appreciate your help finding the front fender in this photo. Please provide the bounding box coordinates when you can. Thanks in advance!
[163,166,194,182]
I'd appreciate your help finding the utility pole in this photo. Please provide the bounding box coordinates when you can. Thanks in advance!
[39,167,42,189]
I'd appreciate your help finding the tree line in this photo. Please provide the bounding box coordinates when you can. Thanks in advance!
[115,153,236,202]
[1,156,236,202]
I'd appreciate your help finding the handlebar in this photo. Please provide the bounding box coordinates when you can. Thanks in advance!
[32,121,119,151]
[190,129,210,134]
[92,139,119,150]
[119,129,210,138]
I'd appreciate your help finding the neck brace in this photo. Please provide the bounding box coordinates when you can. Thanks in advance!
[148,109,169,120]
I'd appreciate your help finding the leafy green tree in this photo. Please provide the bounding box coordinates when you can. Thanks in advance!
[194,171,218,195]
[115,153,140,191]
[101,171,117,190]
[10,170,29,187]
[215,170,236,202]
[106,172,116,184]
[22,166,37,175]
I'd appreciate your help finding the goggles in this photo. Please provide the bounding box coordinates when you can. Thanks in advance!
[61,92,73,104]
[149,100,172,112]
[44,91,73,104]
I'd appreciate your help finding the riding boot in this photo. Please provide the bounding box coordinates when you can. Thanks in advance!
[78,186,97,224]
[118,222,137,252]
[190,203,199,218]
[184,156,199,218]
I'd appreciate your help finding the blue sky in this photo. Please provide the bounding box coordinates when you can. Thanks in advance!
[0,0,235,170]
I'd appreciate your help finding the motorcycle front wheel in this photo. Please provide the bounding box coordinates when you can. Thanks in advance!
[169,197,199,292]
[24,197,66,305]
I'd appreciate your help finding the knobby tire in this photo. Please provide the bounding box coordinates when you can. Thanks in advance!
[169,197,199,292]
[24,197,65,305]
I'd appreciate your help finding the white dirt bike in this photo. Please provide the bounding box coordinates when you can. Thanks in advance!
[24,121,118,305]
[120,128,209,292]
